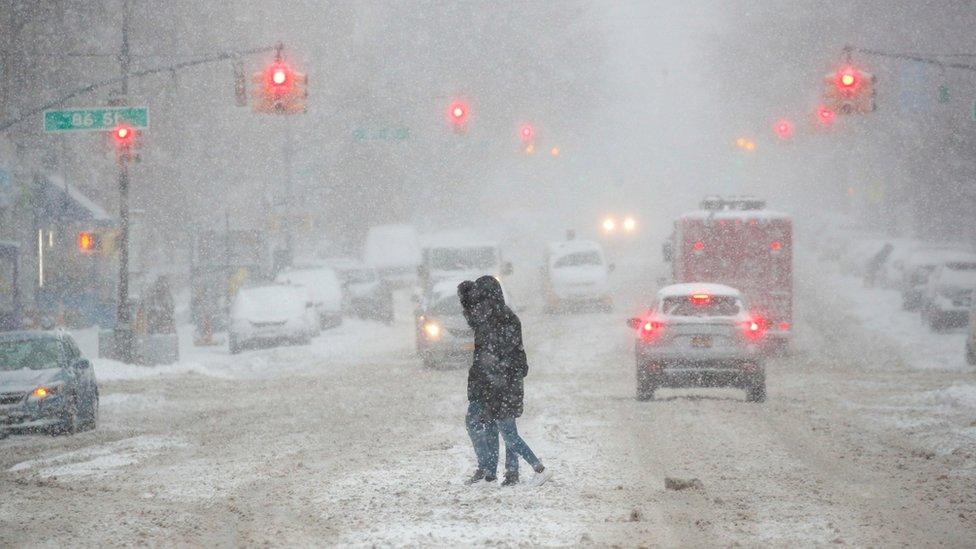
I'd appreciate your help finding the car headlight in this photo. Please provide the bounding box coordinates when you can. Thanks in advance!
[30,384,61,400]
[423,321,442,339]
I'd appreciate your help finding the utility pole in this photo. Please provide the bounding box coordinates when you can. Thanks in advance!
[114,0,134,363]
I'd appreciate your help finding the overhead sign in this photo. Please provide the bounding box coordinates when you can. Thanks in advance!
[43,107,149,133]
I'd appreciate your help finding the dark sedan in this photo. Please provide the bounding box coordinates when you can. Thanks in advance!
[0,330,98,435]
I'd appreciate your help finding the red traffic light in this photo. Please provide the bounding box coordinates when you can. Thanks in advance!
[816,105,835,125]
[448,100,469,126]
[773,118,794,140]
[835,66,861,95]
[78,232,94,252]
[518,124,535,142]
[266,61,293,94]
[111,124,135,146]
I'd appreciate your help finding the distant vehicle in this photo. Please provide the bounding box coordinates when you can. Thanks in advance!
[364,224,421,287]
[877,240,924,290]
[228,285,317,354]
[0,330,98,435]
[326,258,394,323]
[276,267,344,329]
[542,239,614,312]
[921,256,976,331]
[901,249,976,311]
[415,279,475,369]
[414,279,509,369]
[666,197,792,349]
[627,283,766,402]
[418,234,512,293]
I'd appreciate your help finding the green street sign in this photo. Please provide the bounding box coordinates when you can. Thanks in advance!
[43,107,149,132]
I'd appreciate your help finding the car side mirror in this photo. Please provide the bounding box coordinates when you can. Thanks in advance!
[73,358,91,370]
[626,318,642,329]
[502,261,514,276]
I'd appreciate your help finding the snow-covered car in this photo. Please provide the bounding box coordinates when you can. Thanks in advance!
[325,258,394,323]
[415,280,474,369]
[921,257,976,331]
[276,267,344,329]
[542,239,614,312]
[627,283,766,402]
[0,330,98,435]
[228,285,318,354]
[901,249,976,311]
[364,224,421,287]
[877,239,924,290]
[414,279,510,369]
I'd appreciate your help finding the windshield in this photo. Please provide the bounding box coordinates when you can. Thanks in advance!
[553,251,602,268]
[661,295,742,317]
[0,338,62,371]
[236,287,305,314]
[429,295,464,315]
[428,247,497,271]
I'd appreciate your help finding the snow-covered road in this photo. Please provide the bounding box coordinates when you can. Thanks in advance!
[2,257,975,546]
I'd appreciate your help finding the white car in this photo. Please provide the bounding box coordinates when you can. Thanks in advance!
[228,285,318,354]
[276,267,344,329]
[543,239,613,312]
[921,256,976,331]
[628,283,766,402]
[900,248,974,311]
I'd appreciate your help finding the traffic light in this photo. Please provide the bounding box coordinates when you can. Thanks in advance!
[78,231,96,253]
[824,65,875,114]
[111,124,135,147]
[252,59,307,114]
[773,118,794,140]
[815,105,836,126]
[447,100,469,132]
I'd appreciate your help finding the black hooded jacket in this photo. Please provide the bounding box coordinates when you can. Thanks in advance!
[460,276,528,420]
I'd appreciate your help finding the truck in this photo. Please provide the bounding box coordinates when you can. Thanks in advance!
[417,232,512,293]
[665,196,793,349]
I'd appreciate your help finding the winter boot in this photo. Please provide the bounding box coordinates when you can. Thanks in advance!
[501,472,519,486]
[465,469,487,485]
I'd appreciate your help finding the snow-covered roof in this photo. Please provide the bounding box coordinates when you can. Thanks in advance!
[547,239,603,257]
[679,209,790,222]
[906,248,976,267]
[420,231,498,249]
[657,282,743,299]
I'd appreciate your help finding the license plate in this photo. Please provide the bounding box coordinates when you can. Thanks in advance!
[691,335,712,348]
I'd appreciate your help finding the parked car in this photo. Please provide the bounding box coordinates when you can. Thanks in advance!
[414,279,510,369]
[921,256,976,331]
[333,261,394,323]
[0,330,98,435]
[228,285,318,354]
[901,249,975,311]
[276,267,344,329]
[627,283,766,402]
[542,239,614,312]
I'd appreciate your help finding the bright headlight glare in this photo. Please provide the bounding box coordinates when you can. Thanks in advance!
[424,322,441,339]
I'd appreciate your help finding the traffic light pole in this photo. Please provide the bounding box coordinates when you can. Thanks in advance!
[114,0,135,364]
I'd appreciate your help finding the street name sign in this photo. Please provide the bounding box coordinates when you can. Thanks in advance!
[43,107,149,133]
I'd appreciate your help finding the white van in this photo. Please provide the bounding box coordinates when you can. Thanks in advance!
[418,234,512,292]
[542,239,614,312]
[364,224,421,287]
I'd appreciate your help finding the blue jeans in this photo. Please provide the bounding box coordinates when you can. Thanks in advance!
[497,418,542,472]
[466,401,517,474]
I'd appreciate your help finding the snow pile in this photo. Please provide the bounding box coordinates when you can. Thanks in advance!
[8,435,187,479]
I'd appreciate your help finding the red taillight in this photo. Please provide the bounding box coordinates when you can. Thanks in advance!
[770,240,782,251]
[693,241,705,251]
[690,293,710,305]
[639,320,665,342]
[743,316,766,341]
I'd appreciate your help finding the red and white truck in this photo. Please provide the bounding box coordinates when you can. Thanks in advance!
[665,197,793,349]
